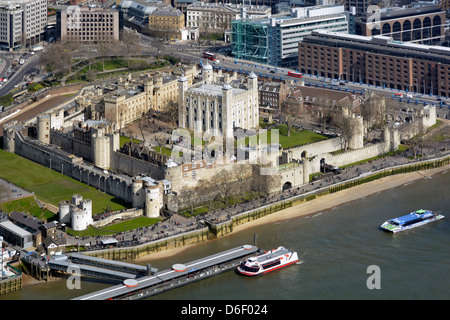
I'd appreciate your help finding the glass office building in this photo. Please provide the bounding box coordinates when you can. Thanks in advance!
[231,4,349,67]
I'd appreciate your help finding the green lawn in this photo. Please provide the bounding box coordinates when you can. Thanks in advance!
[66,216,159,237]
[120,135,141,147]
[241,123,328,149]
[0,196,54,220]
[0,149,129,214]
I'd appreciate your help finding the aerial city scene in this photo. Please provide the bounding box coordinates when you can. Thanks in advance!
[0,0,449,306]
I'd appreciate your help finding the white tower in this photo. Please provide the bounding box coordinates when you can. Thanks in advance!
[59,200,71,224]
[145,183,161,218]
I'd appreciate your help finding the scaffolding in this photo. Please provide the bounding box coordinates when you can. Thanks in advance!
[231,20,270,64]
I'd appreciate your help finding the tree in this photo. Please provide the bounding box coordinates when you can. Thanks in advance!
[316,101,336,133]
[164,100,179,128]
[279,89,303,137]
[85,69,97,82]
[40,42,73,79]
[98,41,113,72]
[332,112,356,150]
[120,30,142,68]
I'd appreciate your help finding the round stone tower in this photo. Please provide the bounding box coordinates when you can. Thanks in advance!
[131,177,144,208]
[302,159,310,185]
[202,63,213,84]
[144,183,161,218]
[59,200,71,224]
[3,125,16,153]
[92,135,110,169]
[37,115,50,144]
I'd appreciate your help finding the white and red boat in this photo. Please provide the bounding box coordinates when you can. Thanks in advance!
[237,246,299,276]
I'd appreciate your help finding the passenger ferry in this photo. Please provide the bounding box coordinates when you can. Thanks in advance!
[237,246,299,276]
[380,209,444,233]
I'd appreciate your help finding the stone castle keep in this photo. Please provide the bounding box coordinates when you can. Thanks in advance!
[4,64,433,231]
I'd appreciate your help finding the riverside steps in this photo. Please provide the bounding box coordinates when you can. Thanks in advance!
[73,244,260,300]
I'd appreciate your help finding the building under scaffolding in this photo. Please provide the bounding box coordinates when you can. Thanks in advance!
[231,19,270,65]
[231,4,349,67]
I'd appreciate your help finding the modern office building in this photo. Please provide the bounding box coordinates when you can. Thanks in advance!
[0,0,47,51]
[298,30,450,97]
[355,5,446,44]
[57,7,122,43]
[231,4,349,67]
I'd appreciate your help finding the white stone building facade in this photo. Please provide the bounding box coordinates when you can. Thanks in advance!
[178,63,259,139]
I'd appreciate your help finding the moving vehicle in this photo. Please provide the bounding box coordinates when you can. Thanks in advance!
[380,209,444,233]
[203,51,216,61]
[237,246,299,276]
[287,71,303,78]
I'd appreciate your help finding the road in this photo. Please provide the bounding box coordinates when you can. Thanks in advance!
[0,52,41,97]
[2,34,448,113]
[141,38,449,109]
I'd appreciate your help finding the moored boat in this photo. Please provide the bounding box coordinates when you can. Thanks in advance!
[237,246,298,276]
[380,209,444,233]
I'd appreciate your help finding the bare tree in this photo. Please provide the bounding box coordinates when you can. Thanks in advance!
[164,100,179,128]
[120,30,142,68]
[316,101,336,133]
[213,169,235,205]
[332,112,356,150]
[98,41,113,72]
[40,42,73,79]
[279,90,303,137]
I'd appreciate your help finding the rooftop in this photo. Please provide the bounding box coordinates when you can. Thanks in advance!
[188,83,246,97]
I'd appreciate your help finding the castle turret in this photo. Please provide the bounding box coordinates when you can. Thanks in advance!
[202,63,213,84]
[302,159,310,185]
[37,115,50,144]
[247,72,259,128]
[222,82,233,139]
[3,124,16,153]
[71,194,83,206]
[390,126,400,151]
[59,200,71,224]
[178,74,189,128]
[145,183,161,218]
[131,177,144,208]
[348,115,364,150]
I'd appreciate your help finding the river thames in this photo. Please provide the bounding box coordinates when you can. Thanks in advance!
[2,170,449,300]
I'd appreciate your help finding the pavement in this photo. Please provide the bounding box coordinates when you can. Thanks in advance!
[0,178,33,204]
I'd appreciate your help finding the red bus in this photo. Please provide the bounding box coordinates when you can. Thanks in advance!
[288,71,303,78]
[203,52,216,61]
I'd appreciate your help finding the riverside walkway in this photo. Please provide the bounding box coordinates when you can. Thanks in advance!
[61,147,450,253]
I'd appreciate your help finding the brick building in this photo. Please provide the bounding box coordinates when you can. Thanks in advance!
[355,5,446,44]
[298,30,450,97]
